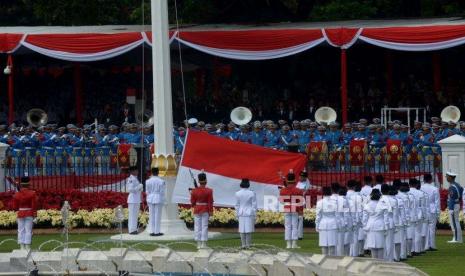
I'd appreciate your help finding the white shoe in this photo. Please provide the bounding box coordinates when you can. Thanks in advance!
[447,240,458,243]
[201,241,208,248]
[292,240,300,249]
[197,241,202,249]
[19,244,25,250]
[286,241,292,249]
[24,244,30,251]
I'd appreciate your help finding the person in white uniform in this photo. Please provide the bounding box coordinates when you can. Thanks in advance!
[373,174,384,191]
[145,167,165,236]
[235,178,257,249]
[391,183,406,262]
[420,173,439,251]
[360,176,373,199]
[339,186,353,256]
[355,182,367,256]
[396,181,410,260]
[409,179,425,254]
[346,180,363,257]
[296,171,311,240]
[126,166,143,234]
[363,189,391,260]
[331,182,347,256]
[316,187,339,256]
[381,184,395,262]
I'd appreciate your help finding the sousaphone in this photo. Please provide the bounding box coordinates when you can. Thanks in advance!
[441,105,461,123]
[230,107,252,126]
[315,106,337,124]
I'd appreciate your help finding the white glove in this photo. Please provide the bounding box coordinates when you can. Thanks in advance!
[138,184,143,191]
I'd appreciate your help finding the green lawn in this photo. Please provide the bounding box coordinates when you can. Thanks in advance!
[0,232,464,275]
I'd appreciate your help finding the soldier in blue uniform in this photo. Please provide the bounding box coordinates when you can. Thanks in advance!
[298,120,311,153]
[251,122,265,146]
[418,123,435,172]
[459,122,465,136]
[174,126,186,155]
[371,125,387,172]
[446,171,463,243]
[225,123,239,141]
[327,122,342,170]
[264,124,279,149]
[55,127,69,176]
[279,125,293,150]
[9,131,25,177]
[353,124,368,140]
[237,125,251,143]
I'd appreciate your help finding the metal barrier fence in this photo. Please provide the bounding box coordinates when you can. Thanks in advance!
[3,147,443,191]
[3,147,152,192]
[306,149,442,187]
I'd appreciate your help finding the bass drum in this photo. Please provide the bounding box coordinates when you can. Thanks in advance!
[117,144,138,169]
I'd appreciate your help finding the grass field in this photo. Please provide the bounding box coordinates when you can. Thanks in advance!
[0,232,464,275]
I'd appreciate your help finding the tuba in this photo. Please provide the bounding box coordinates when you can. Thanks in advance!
[27,108,48,127]
[315,106,337,124]
[440,105,461,123]
[136,110,153,125]
[230,107,252,126]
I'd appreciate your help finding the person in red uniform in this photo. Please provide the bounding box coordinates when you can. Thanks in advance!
[11,176,38,251]
[279,170,304,249]
[190,171,213,249]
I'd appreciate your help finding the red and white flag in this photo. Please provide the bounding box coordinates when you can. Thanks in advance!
[173,130,307,208]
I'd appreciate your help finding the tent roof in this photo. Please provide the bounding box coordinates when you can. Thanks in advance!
[4,17,465,61]
[1,17,465,33]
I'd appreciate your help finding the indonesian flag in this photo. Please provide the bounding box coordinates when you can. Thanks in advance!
[173,130,307,209]
[126,88,136,104]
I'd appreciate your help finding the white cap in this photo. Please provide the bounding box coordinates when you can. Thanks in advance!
[187,118,198,125]
[446,171,458,177]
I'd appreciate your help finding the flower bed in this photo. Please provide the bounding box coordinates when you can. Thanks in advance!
[0,207,462,230]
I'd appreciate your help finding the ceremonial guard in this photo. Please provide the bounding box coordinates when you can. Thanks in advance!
[346,180,363,257]
[381,184,395,262]
[126,166,142,234]
[316,187,339,256]
[446,171,463,243]
[279,170,303,249]
[296,171,311,240]
[145,167,165,236]
[234,178,257,249]
[360,176,373,198]
[363,189,390,260]
[190,172,214,249]
[11,176,37,250]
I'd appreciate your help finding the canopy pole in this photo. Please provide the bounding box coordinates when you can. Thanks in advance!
[385,51,393,98]
[432,53,441,94]
[74,63,83,127]
[7,55,14,125]
[340,49,348,125]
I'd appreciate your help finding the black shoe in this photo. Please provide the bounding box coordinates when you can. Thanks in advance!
[129,231,138,235]
[358,254,365,257]
[298,238,303,240]
[155,233,164,236]
[400,258,407,261]
[429,248,438,251]
[149,233,156,236]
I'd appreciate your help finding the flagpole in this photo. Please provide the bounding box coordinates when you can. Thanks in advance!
[149,0,193,238]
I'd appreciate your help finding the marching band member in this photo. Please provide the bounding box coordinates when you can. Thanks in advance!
[421,173,440,251]
[235,178,257,249]
[446,171,463,243]
[363,189,390,260]
[296,170,311,240]
[126,166,143,234]
[145,167,165,236]
[279,170,303,249]
[316,186,339,256]
[190,171,214,249]
[11,176,37,251]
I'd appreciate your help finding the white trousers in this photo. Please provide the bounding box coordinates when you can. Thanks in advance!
[128,203,140,233]
[298,215,304,238]
[449,204,463,243]
[384,229,394,262]
[194,213,209,241]
[414,222,423,252]
[17,217,33,245]
[284,213,299,241]
[350,226,359,257]
[148,204,163,234]
[336,231,345,256]
[426,217,437,249]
